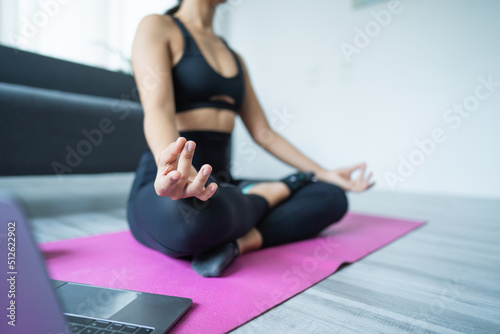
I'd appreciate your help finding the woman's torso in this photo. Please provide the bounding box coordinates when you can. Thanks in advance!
[167,14,244,134]
[135,14,245,186]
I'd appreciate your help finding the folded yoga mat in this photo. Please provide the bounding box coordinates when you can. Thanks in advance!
[39,212,424,333]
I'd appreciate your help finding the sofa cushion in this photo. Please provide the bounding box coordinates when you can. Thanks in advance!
[0,44,139,102]
[0,82,147,176]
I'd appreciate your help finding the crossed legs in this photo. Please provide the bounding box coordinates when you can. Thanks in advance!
[127,139,348,277]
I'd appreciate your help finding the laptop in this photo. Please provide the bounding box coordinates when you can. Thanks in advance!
[0,191,192,334]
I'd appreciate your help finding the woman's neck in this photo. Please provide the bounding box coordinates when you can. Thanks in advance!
[174,0,217,33]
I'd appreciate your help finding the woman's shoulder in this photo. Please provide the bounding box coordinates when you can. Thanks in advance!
[136,13,178,36]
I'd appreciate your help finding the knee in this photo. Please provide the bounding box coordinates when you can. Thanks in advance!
[174,194,237,239]
[310,182,348,222]
[134,196,233,256]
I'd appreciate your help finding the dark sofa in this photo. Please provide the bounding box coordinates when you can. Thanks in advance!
[0,44,147,176]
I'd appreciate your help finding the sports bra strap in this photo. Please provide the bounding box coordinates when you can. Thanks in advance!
[171,15,238,62]
[170,15,189,36]
[170,15,201,56]
[168,14,245,114]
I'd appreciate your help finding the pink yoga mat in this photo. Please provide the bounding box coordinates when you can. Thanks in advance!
[40,212,424,333]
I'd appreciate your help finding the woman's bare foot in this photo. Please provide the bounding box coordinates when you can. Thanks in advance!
[234,182,291,256]
[244,182,291,208]
[229,182,288,258]
[236,228,263,255]
[234,172,317,257]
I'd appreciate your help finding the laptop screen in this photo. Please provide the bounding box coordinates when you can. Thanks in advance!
[57,282,141,319]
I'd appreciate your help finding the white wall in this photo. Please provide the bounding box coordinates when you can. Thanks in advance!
[222,0,500,199]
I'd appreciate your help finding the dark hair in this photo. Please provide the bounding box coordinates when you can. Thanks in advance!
[165,0,182,15]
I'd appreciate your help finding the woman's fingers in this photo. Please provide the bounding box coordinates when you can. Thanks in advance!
[348,162,366,174]
[155,170,181,196]
[196,182,218,201]
[185,165,218,201]
[185,164,212,196]
[154,138,223,200]
[155,137,188,197]
[365,171,376,190]
[333,162,374,192]
[177,140,196,181]
[364,171,373,184]
[356,163,366,182]
[361,172,374,191]
[158,137,186,175]
[354,171,374,192]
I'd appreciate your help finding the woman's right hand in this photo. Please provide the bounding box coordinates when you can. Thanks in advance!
[154,137,218,201]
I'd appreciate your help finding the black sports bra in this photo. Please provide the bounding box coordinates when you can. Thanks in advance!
[170,15,245,113]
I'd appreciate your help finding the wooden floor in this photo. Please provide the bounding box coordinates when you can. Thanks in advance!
[0,173,498,333]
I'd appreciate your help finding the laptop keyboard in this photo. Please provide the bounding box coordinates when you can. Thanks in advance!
[66,315,154,334]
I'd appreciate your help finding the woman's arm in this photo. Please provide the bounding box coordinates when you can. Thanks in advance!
[236,54,374,192]
[131,15,217,199]
[132,15,180,164]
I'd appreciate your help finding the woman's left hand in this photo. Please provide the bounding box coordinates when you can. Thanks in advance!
[316,162,375,192]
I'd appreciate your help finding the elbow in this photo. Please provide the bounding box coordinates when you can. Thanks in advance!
[252,126,277,149]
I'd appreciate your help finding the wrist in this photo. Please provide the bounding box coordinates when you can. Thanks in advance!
[312,167,329,181]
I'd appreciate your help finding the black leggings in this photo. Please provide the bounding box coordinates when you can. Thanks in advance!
[126,130,348,258]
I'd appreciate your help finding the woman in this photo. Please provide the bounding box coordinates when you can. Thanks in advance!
[127,0,374,277]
